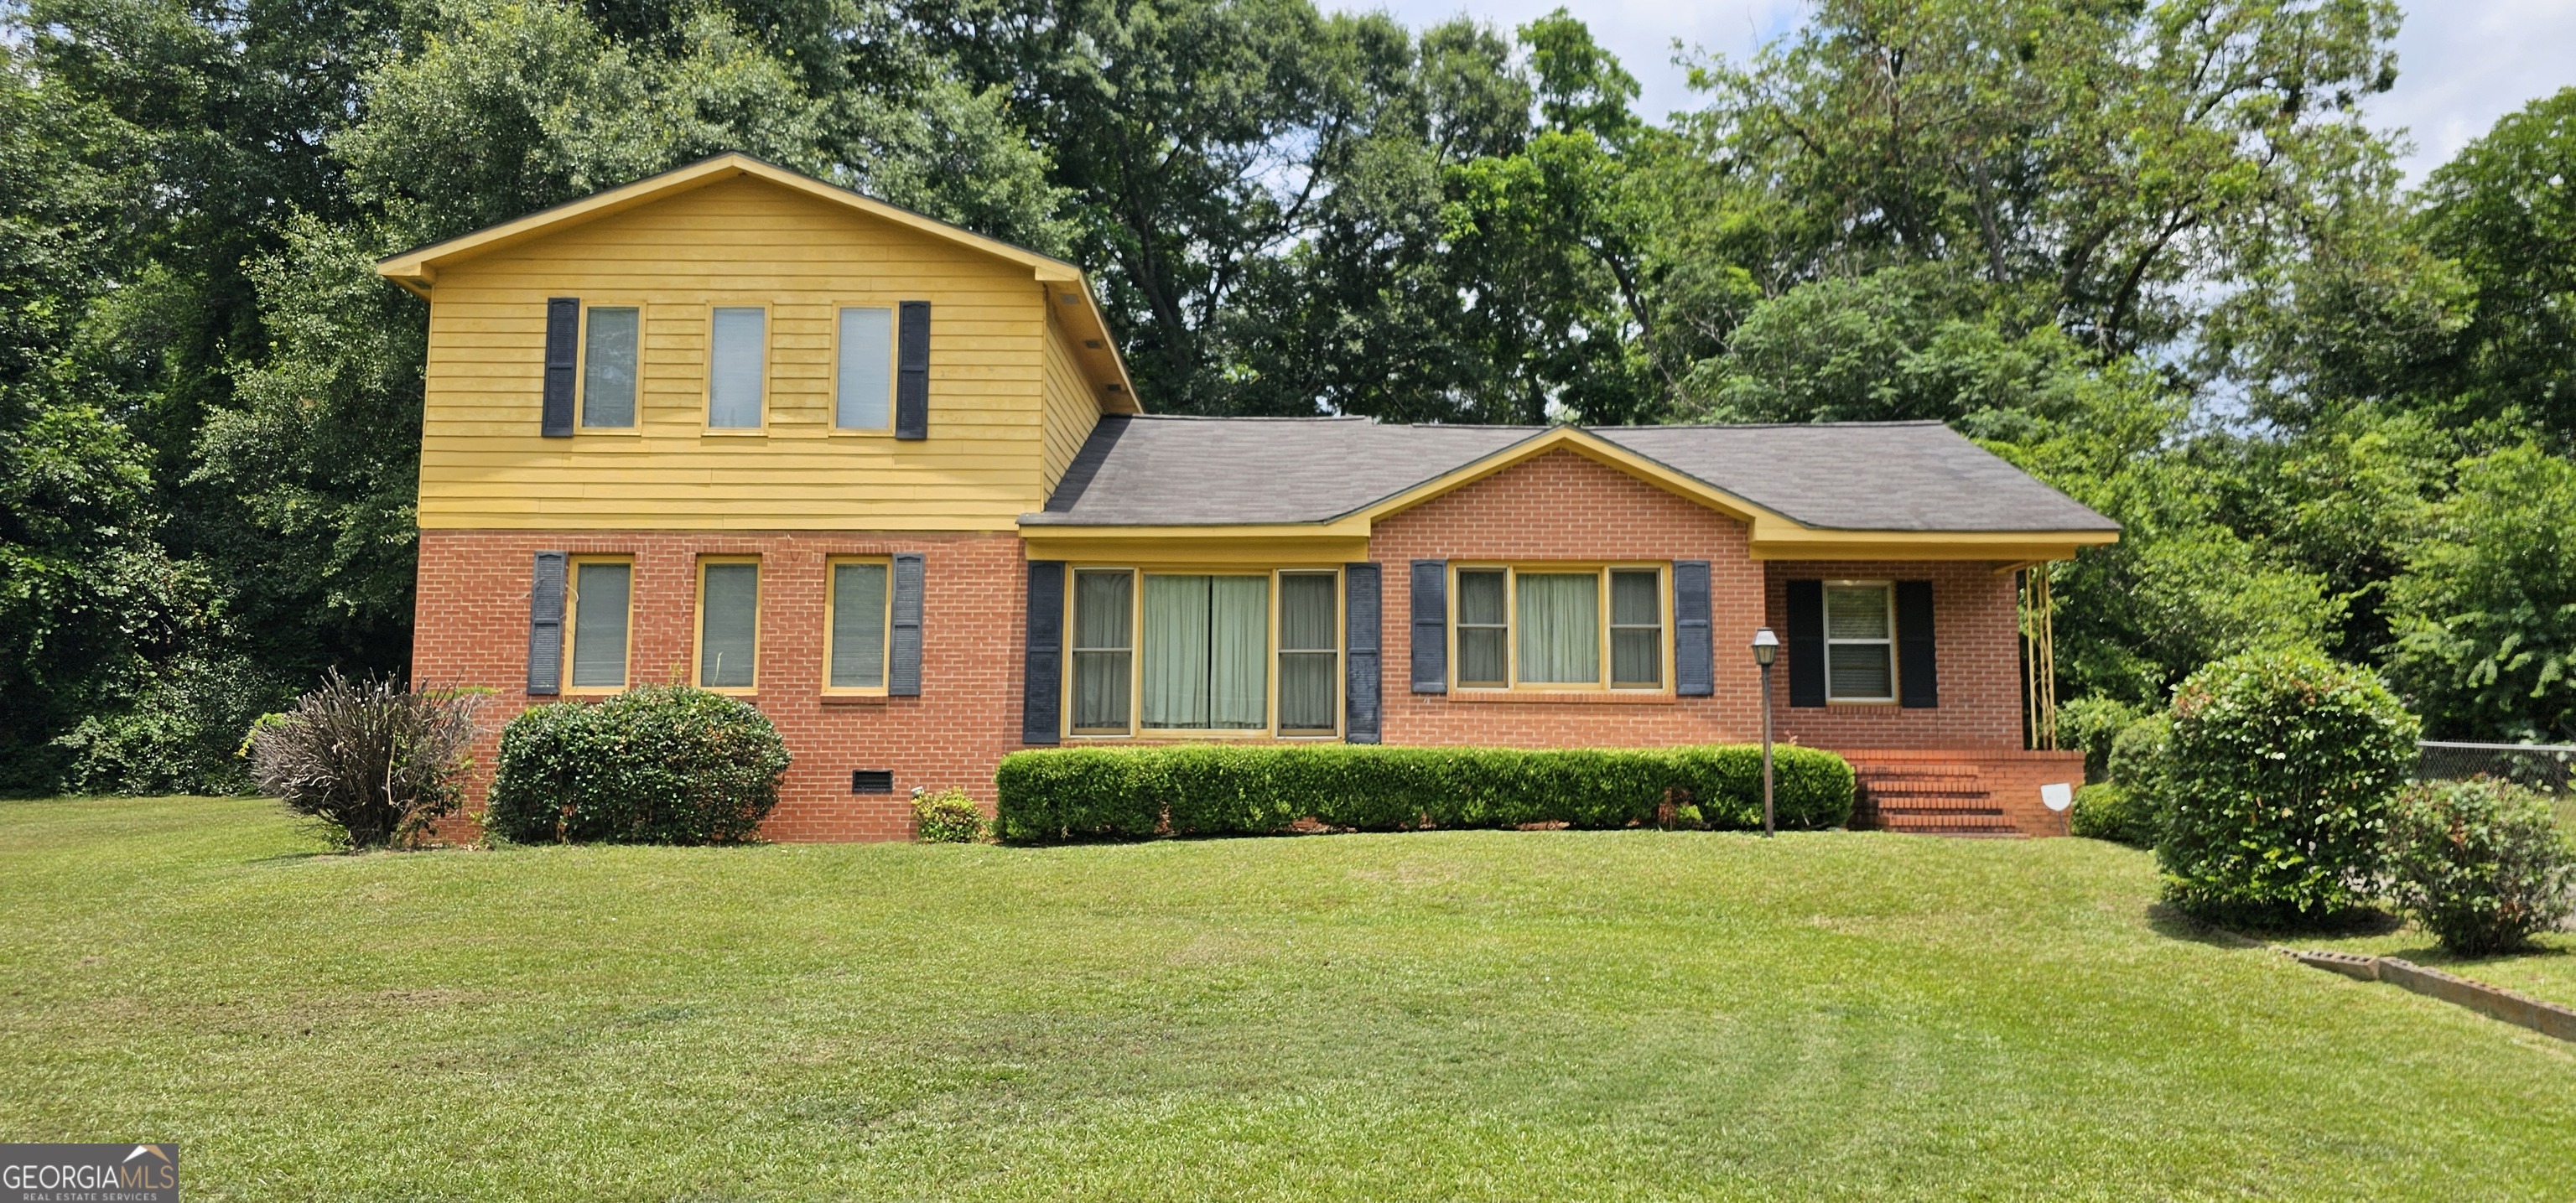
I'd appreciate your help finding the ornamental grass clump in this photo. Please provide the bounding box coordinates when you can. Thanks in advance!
[486,685,790,845]
[245,670,485,850]
[2155,651,2418,927]
[2386,778,2576,955]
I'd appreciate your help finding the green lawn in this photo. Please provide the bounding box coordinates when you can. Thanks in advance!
[3,797,2572,1201]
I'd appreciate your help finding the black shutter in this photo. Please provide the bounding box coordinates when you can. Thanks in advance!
[1409,559,1446,693]
[1898,579,1938,708]
[1785,578,1826,708]
[1344,563,1382,743]
[1673,559,1712,697]
[542,298,578,437]
[890,552,924,696]
[1022,561,1065,744]
[528,551,568,696]
[895,300,930,440]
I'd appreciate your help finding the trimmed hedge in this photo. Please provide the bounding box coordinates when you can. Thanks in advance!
[487,685,792,845]
[995,743,1855,843]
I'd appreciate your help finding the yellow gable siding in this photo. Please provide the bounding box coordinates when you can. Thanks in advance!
[417,175,1058,531]
[1039,307,1102,492]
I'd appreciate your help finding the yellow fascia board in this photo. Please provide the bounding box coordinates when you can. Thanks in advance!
[1021,521,1371,567]
[1348,426,1786,527]
[375,152,1142,410]
[1748,526,2120,562]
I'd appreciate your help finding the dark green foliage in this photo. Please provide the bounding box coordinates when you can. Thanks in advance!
[2107,714,2172,796]
[912,787,987,843]
[2155,651,2418,926]
[2386,444,2576,743]
[2058,695,2143,782]
[994,744,1854,843]
[2386,779,2576,956]
[245,672,485,850]
[487,686,790,845]
[2069,784,2154,848]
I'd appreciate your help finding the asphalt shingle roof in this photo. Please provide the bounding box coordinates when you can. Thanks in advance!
[1028,416,2116,533]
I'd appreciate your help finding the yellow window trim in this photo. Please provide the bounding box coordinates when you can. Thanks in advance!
[1448,562,1672,695]
[1062,566,1344,739]
[692,554,762,695]
[562,554,635,694]
[574,299,647,434]
[826,298,901,435]
[703,301,771,433]
[822,555,894,697]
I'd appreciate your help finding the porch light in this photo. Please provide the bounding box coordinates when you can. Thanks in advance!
[1750,627,1779,837]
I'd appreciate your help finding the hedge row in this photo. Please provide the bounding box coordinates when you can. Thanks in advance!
[995,743,1855,843]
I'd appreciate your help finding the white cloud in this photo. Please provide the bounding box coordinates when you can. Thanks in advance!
[1339,1,2576,180]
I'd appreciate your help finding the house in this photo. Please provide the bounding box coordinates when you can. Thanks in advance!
[381,153,2115,840]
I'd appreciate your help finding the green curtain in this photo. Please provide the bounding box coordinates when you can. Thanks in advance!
[1516,573,1599,684]
[1072,572,1132,729]
[1208,576,1268,729]
[828,562,887,688]
[1141,575,1211,729]
[1277,573,1337,731]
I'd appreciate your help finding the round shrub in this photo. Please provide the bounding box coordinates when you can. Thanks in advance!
[2107,713,2170,793]
[2155,651,2419,926]
[2386,779,2576,955]
[2069,783,2155,848]
[486,686,791,845]
[912,787,988,843]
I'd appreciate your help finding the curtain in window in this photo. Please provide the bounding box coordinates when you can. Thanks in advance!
[1141,575,1212,729]
[1071,572,1131,730]
[1456,569,1508,686]
[1516,573,1599,684]
[1277,573,1337,731]
[1825,584,1893,698]
[569,562,630,688]
[829,562,888,689]
[699,563,759,687]
[1208,576,1268,729]
[836,307,892,429]
[709,308,764,428]
[582,308,637,428]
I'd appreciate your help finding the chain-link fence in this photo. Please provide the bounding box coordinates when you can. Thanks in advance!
[2416,742,2576,832]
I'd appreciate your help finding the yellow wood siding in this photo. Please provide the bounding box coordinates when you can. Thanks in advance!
[1039,308,1102,493]
[417,175,1072,531]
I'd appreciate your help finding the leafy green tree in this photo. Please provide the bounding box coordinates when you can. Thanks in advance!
[2386,443,2576,742]
[2412,86,2576,445]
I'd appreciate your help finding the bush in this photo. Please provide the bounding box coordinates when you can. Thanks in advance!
[58,654,295,797]
[2058,695,2142,782]
[2069,783,2157,847]
[2107,713,2171,792]
[995,744,1855,843]
[2386,779,2576,955]
[245,670,485,850]
[2155,651,2419,926]
[913,787,987,843]
[486,685,791,845]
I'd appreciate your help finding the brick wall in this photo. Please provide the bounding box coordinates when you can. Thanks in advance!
[1764,560,2028,750]
[415,528,1027,842]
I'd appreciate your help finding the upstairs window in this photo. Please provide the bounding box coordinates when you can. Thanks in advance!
[581,306,638,428]
[1824,583,1895,703]
[708,307,766,428]
[1452,565,1665,691]
[836,307,893,430]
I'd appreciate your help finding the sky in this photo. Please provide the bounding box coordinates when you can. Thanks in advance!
[1347,0,2576,183]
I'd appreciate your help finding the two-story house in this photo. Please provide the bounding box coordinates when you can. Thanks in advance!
[381,153,2114,839]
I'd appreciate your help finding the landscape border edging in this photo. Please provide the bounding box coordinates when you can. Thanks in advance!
[2282,947,2576,1042]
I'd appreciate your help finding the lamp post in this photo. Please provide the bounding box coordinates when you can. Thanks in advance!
[1750,627,1779,837]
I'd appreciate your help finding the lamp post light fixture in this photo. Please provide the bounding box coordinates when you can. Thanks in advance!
[1750,627,1780,837]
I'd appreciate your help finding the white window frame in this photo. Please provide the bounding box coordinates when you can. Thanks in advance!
[1822,579,1898,704]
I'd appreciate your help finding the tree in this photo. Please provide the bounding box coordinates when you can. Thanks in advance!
[2412,86,2576,446]
[2386,443,2576,743]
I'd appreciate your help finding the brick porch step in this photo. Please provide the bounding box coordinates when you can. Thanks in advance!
[1854,762,2024,837]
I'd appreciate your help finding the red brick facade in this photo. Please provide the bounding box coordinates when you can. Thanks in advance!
[413,449,2075,842]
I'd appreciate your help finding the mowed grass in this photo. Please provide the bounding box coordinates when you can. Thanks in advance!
[3,798,2571,1201]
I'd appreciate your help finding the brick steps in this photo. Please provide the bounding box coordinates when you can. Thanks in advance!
[1854,763,2024,838]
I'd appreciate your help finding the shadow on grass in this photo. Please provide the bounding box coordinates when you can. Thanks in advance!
[2146,901,2404,949]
